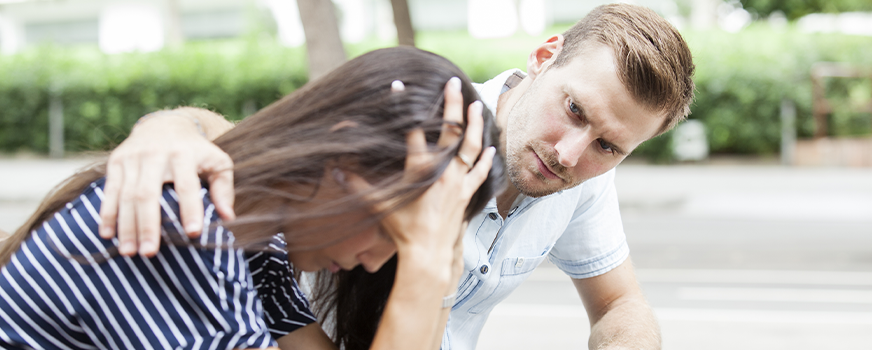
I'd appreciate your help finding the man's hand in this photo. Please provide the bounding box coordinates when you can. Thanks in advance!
[573,257,661,350]
[99,108,236,257]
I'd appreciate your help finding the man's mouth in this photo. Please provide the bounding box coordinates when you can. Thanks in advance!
[533,151,561,180]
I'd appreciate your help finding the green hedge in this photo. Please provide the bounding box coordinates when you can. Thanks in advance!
[0,41,308,152]
[2,24,872,161]
[634,24,872,161]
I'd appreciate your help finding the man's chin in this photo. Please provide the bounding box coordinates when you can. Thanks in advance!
[510,175,563,198]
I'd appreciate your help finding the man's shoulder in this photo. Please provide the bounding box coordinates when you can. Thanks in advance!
[474,68,526,115]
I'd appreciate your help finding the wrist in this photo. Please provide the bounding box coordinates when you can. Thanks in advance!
[134,110,206,138]
[395,246,453,287]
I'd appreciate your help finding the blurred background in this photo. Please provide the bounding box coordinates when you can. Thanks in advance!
[0,0,870,348]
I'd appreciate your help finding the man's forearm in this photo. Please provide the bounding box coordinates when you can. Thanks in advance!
[588,296,660,350]
[573,259,661,350]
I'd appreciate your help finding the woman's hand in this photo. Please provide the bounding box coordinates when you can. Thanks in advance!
[99,108,236,257]
[367,77,495,350]
[380,77,493,266]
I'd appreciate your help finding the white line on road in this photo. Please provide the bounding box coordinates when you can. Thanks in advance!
[677,287,872,304]
[655,307,872,324]
[489,304,872,325]
[527,268,872,286]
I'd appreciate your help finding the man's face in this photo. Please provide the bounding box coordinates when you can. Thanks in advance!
[503,43,665,197]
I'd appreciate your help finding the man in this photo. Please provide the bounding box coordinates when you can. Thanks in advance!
[101,4,694,349]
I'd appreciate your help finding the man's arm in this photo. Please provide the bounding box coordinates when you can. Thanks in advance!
[572,257,661,350]
[99,107,237,257]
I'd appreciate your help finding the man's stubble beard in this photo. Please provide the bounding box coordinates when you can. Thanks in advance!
[504,92,579,198]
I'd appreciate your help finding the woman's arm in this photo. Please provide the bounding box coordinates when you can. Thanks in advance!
[275,323,338,350]
[99,107,237,257]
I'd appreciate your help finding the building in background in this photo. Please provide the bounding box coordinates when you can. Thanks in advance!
[0,0,692,54]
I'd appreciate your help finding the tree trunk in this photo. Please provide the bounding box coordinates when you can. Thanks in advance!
[390,0,415,46]
[165,0,184,48]
[297,0,347,81]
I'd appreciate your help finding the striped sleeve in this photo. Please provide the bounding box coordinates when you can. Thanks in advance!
[247,234,317,339]
[0,178,275,350]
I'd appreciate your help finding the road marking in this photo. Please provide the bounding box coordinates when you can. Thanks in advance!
[489,304,872,325]
[655,307,872,324]
[527,268,872,286]
[678,287,872,304]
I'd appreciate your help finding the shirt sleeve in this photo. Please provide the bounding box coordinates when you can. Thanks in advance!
[247,234,317,340]
[547,169,630,279]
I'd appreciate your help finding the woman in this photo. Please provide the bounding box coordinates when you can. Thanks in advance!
[0,47,503,349]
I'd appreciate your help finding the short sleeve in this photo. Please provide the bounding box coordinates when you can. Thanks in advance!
[547,169,629,279]
[247,234,317,339]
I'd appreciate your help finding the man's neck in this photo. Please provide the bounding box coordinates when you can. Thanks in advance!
[495,181,520,219]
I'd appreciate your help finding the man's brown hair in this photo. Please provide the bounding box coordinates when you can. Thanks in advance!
[553,3,695,135]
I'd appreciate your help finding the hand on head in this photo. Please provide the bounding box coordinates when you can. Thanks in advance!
[345,77,493,264]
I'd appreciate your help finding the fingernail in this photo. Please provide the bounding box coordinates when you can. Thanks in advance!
[139,240,156,256]
[185,223,201,234]
[472,100,483,113]
[100,227,113,238]
[448,77,461,91]
[119,241,136,256]
[220,203,236,221]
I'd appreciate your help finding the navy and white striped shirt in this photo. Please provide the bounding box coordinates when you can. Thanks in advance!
[0,178,315,349]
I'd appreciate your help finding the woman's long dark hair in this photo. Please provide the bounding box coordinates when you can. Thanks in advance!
[0,47,504,349]
[216,47,504,349]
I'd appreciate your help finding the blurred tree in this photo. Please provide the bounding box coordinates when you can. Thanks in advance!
[391,0,415,46]
[739,0,872,20]
[297,0,347,80]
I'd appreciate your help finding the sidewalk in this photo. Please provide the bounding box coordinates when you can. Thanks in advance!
[614,163,872,223]
[3,156,872,231]
[0,156,101,232]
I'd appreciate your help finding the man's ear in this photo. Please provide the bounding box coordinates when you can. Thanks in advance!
[527,34,564,80]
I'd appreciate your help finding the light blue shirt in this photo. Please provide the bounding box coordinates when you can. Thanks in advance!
[442,69,629,350]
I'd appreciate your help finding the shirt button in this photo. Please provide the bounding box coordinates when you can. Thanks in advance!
[487,213,498,220]
[515,257,525,268]
[479,265,489,274]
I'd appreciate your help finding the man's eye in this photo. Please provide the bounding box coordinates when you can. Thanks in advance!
[598,139,613,152]
[569,101,580,115]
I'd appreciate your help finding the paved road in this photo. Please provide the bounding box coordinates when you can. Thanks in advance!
[2,158,871,348]
[478,163,872,349]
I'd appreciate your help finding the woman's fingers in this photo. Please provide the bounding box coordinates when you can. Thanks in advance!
[464,147,495,196]
[404,128,431,174]
[451,101,484,172]
[436,77,464,148]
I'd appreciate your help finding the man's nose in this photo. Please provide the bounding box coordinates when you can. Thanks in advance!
[554,129,593,168]
[358,242,397,273]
